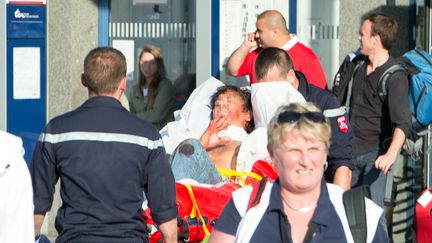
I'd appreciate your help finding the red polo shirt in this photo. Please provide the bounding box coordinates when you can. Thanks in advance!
[237,42,327,89]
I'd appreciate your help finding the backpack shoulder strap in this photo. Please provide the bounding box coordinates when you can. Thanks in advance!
[378,63,407,97]
[247,177,269,210]
[344,60,365,114]
[343,185,371,243]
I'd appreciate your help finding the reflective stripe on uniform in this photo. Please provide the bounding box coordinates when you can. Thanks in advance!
[39,132,164,150]
[323,107,346,118]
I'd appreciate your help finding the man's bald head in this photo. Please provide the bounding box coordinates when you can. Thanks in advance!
[257,10,289,32]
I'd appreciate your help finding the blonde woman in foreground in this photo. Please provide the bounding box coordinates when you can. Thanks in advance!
[209,102,389,243]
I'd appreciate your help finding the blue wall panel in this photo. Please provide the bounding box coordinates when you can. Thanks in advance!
[7,40,46,164]
[211,0,220,78]
[7,4,46,164]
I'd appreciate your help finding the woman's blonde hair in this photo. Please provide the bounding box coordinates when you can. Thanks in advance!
[267,102,331,152]
[137,44,166,109]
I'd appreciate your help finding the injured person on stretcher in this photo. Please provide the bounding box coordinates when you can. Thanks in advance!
[166,76,306,184]
[199,85,254,169]
[170,85,253,184]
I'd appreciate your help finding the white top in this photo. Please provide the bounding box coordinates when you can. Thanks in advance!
[280,34,299,51]
[0,131,34,243]
[236,82,305,171]
[233,182,383,243]
[142,87,149,107]
[142,88,149,97]
[217,125,248,142]
[236,127,269,172]
[251,81,306,128]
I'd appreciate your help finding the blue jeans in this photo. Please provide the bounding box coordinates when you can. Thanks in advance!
[351,148,387,207]
[170,139,223,184]
[351,148,390,236]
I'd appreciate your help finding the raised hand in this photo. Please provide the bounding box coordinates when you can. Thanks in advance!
[242,32,259,49]
[200,116,233,149]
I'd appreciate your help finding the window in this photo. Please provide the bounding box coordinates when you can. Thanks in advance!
[109,0,196,109]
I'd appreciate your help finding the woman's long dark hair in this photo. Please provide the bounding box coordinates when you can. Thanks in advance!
[137,44,166,109]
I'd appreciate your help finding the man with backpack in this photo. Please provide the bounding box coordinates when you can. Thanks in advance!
[344,13,412,209]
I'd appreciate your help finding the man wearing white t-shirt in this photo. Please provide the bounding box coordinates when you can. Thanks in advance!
[0,131,34,243]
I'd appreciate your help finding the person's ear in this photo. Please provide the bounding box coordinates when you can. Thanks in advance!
[119,77,127,92]
[372,34,380,46]
[81,74,88,87]
[271,26,279,36]
[287,69,296,84]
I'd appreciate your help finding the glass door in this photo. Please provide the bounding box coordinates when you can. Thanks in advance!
[109,0,196,109]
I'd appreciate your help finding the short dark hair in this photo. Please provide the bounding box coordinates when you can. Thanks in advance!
[210,86,254,133]
[255,47,294,81]
[83,47,126,95]
[362,13,398,50]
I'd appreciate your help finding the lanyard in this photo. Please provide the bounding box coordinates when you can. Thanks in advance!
[279,213,318,243]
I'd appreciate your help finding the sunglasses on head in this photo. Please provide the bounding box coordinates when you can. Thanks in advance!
[277,111,326,123]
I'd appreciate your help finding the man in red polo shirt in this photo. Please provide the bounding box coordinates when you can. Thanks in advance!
[226,10,327,89]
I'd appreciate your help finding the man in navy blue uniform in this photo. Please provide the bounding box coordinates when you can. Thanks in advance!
[255,47,354,190]
[30,47,177,242]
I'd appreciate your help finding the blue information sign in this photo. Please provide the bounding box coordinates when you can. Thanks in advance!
[7,4,46,39]
[7,3,46,164]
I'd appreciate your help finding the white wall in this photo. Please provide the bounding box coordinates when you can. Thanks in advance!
[297,0,340,88]
[196,0,212,85]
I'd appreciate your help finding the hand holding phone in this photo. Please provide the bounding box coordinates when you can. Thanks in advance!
[242,32,259,49]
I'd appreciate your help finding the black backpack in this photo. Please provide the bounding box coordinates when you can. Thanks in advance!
[332,50,366,112]
[343,185,371,243]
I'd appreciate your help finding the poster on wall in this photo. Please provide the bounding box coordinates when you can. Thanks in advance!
[113,39,135,98]
[13,47,40,100]
[113,39,135,81]
[219,0,289,85]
